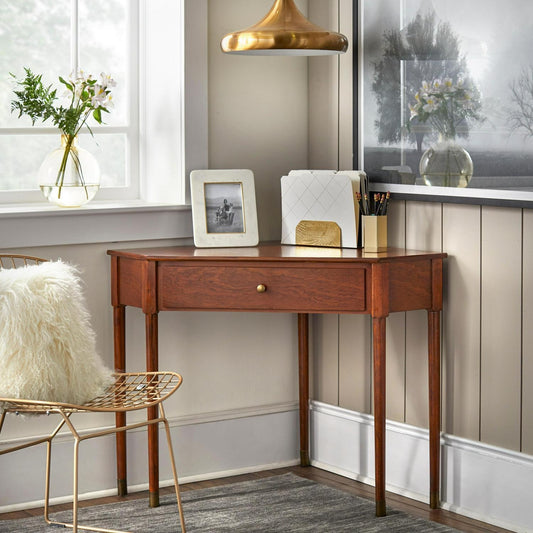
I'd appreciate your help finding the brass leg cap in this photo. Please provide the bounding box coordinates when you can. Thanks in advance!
[117,479,128,497]
[300,450,310,467]
[375,500,386,517]
[430,491,440,509]
[149,492,160,508]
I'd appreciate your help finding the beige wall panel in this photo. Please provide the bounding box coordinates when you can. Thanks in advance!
[405,201,442,428]
[339,315,372,413]
[384,312,406,422]
[311,314,340,405]
[480,207,522,451]
[209,0,309,241]
[388,200,406,249]
[385,200,407,421]
[442,204,481,440]
[338,0,354,171]
[523,209,533,454]
[309,0,339,170]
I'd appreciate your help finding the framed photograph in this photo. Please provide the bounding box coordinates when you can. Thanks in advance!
[190,169,259,247]
[357,0,533,206]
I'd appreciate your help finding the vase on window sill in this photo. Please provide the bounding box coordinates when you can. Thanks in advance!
[419,135,473,188]
[38,134,101,207]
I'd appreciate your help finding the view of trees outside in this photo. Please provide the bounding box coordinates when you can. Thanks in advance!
[362,0,533,189]
[0,0,128,192]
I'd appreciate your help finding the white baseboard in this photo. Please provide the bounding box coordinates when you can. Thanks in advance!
[310,400,533,533]
[0,403,299,513]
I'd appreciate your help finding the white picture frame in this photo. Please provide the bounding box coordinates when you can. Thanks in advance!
[190,169,259,248]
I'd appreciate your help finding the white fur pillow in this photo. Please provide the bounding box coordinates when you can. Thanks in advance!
[0,260,113,406]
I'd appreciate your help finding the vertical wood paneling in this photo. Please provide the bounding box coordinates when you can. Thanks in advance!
[442,204,481,440]
[339,315,372,412]
[338,0,353,171]
[308,0,339,170]
[385,200,407,422]
[311,314,339,405]
[405,202,442,428]
[522,210,533,454]
[481,207,522,451]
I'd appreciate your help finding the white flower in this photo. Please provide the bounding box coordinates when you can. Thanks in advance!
[459,92,475,109]
[91,85,113,109]
[443,78,454,92]
[70,70,93,86]
[102,94,114,109]
[100,72,116,90]
[423,96,440,113]
[432,79,442,91]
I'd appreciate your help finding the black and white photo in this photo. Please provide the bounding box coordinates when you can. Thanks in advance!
[358,0,533,200]
[204,182,244,234]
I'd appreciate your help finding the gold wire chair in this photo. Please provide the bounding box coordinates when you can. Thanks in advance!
[0,255,186,533]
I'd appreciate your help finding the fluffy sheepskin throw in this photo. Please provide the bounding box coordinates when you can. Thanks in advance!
[0,260,113,407]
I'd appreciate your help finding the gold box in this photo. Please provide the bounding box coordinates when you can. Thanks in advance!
[363,215,387,252]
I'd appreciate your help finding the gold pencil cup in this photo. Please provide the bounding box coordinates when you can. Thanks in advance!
[363,215,388,252]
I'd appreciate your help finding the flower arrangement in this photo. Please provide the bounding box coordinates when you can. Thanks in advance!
[409,77,482,140]
[10,68,115,199]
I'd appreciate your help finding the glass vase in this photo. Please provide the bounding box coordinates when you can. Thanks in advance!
[419,136,473,188]
[38,135,101,207]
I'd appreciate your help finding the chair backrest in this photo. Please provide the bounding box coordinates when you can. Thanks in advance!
[0,254,47,269]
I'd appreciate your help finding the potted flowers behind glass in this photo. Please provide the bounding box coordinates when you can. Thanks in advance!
[11,68,115,206]
[409,77,483,187]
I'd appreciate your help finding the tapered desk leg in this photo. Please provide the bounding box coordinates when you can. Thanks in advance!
[298,313,310,466]
[113,305,127,497]
[428,310,441,509]
[146,312,160,507]
[373,316,387,517]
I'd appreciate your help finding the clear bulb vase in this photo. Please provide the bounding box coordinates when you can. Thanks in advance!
[38,135,101,207]
[419,136,473,188]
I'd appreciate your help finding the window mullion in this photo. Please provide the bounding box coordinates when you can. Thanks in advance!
[71,0,79,74]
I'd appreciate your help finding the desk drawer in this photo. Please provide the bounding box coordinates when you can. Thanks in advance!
[158,264,367,312]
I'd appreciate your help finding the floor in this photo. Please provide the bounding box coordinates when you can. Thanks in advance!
[0,465,513,532]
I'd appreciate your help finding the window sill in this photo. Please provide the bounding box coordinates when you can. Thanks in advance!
[0,200,193,248]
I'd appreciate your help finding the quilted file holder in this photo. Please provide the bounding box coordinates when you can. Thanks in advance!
[281,170,365,248]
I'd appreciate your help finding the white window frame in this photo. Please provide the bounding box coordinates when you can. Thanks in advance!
[0,0,208,248]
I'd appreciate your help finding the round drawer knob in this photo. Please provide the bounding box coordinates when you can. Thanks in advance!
[256,284,267,293]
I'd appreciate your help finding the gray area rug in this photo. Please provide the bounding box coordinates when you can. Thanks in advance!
[0,473,459,532]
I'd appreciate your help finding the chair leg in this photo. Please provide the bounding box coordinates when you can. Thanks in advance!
[43,417,69,527]
[160,405,186,532]
[44,415,129,533]
[44,438,53,524]
[72,437,80,532]
[45,435,130,533]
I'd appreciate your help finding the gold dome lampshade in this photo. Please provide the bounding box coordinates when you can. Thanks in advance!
[221,0,349,56]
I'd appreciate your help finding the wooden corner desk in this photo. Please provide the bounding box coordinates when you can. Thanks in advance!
[107,243,446,516]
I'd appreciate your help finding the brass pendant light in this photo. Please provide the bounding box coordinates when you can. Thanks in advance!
[221,0,348,56]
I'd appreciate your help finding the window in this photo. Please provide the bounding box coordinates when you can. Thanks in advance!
[0,0,207,248]
[0,0,138,203]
